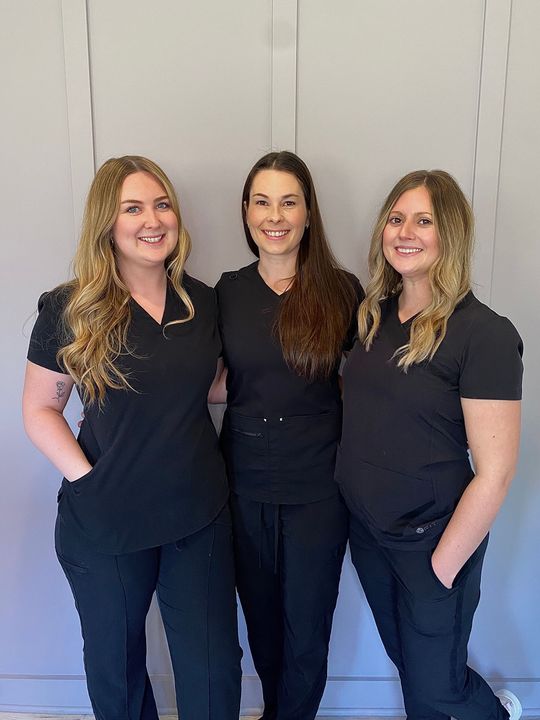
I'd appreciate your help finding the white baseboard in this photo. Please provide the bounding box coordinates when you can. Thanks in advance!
[1,674,539,717]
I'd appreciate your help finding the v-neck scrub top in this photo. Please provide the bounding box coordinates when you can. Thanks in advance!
[216,261,363,504]
[337,292,523,550]
[27,276,228,554]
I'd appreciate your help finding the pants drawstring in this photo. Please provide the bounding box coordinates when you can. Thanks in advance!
[273,504,280,575]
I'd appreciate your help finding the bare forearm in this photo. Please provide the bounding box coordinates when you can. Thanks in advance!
[208,363,228,404]
[24,407,92,482]
[431,473,510,587]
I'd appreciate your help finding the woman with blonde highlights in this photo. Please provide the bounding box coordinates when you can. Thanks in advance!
[338,170,524,720]
[23,156,241,720]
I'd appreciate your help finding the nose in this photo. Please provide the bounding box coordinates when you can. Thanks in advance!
[399,217,415,239]
[143,207,159,227]
[267,203,283,223]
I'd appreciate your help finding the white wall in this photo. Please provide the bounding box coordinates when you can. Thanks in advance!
[1,0,538,716]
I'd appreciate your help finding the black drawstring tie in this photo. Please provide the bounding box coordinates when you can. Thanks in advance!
[257,502,281,575]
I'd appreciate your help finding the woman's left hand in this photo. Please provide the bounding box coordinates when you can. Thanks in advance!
[430,551,456,590]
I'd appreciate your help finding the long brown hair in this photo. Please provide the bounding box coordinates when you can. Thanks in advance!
[242,151,357,381]
[57,155,194,405]
[358,169,473,369]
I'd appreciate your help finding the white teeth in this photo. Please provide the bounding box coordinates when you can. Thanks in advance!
[397,247,421,254]
[264,230,288,237]
[139,235,163,244]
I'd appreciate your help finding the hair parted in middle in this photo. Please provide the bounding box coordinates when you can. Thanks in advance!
[242,150,358,381]
[358,169,474,370]
[57,155,194,405]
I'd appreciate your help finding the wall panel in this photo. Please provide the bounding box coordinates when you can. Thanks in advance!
[87,0,274,285]
[296,0,485,281]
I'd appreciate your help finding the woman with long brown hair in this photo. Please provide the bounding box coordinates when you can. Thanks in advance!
[214,151,362,720]
[338,170,523,720]
[22,156,241,720]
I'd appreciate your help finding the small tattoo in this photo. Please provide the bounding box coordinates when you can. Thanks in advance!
[53,381,66,402]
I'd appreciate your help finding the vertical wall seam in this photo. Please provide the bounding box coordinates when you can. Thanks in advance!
[293,0,299,152]
[84,0,97,170]
[61,0,95,243]
[271,0,298,150]
[270,0,275,149]
[471,0,513,304]
[59,0,75,262]
[471,0,489,207]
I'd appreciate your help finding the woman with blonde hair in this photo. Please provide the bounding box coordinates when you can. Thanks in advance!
[22,156,241,720]
[338,170,523,720]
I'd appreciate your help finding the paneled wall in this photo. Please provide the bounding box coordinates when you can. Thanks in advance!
[2,0,538,715]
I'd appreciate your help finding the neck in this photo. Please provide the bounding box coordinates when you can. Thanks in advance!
[257,252,298,294]
[398,277,432,321]
[118,263,168,297]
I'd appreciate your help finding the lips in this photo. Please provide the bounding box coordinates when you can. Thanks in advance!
[138,234,165,244]
[395,246,422,255]
[262,229,289,238]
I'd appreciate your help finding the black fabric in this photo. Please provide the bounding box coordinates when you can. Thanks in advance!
[349,516,508,720]
[230,493,348,720]
[28,275,228,554]
[55,505,242,720]
[216,261,363,504]
[338,292,523,549]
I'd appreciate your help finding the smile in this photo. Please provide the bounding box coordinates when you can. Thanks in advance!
[262,230,289,238]
[139,234,165,244]
[396,247,422,255]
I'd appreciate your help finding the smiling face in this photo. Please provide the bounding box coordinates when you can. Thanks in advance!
[111,171,178,276]
[244,169,309,262]
[382,185,439,283]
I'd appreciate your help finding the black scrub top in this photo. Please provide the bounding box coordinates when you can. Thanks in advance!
[27,276,228,554]
[337,291,523,550]
[216,261,363,504]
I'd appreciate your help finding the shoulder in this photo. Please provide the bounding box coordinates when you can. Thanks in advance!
[35,283,73,317]
[452,293,522,348]
[215,262,258,294]
[450,293,523,400]
[338,269,365,303]
[183,272,212,294]
[182,273,217,311]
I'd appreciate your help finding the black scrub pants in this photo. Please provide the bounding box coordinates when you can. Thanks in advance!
[55,505,242,720]
[349,515,508,720]
[230,492,348,720]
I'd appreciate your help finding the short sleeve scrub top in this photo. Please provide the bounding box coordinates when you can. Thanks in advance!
[337,291,524,549]
[27,276,228,554]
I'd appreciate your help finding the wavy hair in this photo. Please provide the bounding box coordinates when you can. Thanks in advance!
[242,151,357,380]
[57,155,193,404]
[358,169,473,369]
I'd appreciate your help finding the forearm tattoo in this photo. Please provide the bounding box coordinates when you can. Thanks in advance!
[53,380,66,403]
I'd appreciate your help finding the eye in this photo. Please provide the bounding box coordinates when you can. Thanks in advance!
[254,199,268,206]
[156,201,171,210]
[418,217,433,226]
[388,216,401,225]
[126,205,140,214]
[282,200,296,208]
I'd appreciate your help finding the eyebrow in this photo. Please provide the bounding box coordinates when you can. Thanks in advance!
[251,192,301,199]
[389,210,433,217]
[120,195,169,205]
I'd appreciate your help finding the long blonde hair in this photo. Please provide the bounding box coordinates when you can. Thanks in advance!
[57,156,194,404]
[358,170,474,369]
